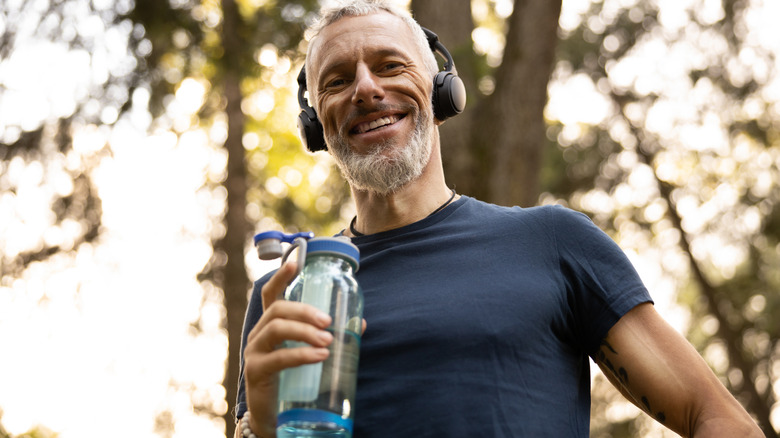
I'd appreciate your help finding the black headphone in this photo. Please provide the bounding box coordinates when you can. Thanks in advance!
[297,27,467,152]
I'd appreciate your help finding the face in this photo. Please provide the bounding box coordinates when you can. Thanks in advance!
[308,12,436,194]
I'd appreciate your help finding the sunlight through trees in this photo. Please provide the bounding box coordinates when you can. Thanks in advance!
[1,0,778,437]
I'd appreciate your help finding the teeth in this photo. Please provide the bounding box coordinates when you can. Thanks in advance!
[356,115,399,134]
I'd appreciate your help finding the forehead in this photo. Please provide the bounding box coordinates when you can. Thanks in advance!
[309,12,421,75]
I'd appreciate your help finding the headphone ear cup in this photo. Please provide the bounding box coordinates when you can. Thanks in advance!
[432,71,467,121]
[297,106,326,152]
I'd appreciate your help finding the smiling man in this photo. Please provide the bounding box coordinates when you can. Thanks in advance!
[234,1,764,437]
[305,8,455,237]
[309,11,438,200]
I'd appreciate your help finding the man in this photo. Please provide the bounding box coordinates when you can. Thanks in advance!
[235,1,764,437]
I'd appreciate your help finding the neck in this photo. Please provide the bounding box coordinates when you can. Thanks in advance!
[347,140,456,236]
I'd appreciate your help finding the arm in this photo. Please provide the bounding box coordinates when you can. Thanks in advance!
[593,302,763,437]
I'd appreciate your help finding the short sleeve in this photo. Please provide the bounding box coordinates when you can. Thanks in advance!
[552,206,653,355]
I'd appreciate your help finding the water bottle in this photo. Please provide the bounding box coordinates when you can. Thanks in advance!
[254,231,363,438]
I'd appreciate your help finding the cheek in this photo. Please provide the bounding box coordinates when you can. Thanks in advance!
[407,72,434,113]
[318,97,344,136]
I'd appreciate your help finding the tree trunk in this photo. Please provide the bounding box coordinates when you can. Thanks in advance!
[412,0,562,207]
[220,0,251,436]
[410,0,477,196]
[478,0,561,207]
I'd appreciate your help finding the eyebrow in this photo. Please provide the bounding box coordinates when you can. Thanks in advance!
[317,47,413,87]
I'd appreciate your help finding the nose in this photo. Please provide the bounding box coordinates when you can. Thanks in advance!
[351,64,385,106]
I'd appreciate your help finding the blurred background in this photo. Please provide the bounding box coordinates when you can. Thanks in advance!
[0,0,778,436]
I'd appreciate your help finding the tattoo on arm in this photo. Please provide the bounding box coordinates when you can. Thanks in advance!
[597,340,667,424]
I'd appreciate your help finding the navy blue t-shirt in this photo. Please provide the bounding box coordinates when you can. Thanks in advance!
[236,196,652,436]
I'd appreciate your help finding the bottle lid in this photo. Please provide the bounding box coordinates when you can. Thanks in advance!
[253,231,315,261]
[254,231,285,260]
[253,230,285,244]
[306,237,360,271]
[253,231,314,245]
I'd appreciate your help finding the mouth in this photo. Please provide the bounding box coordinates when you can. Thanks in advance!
[351,113,407,135]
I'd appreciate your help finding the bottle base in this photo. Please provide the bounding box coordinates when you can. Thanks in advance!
[277,424,350,438]
[277,409,352,438]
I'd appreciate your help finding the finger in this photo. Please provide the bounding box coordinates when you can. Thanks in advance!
[261,261,299,312]
[245,318,333,381]
[248,300,332,342]
[362,318,367,335]
[245,345,330,381]
[251,317,334,353]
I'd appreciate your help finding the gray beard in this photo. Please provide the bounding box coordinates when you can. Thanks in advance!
[327,107,432,196]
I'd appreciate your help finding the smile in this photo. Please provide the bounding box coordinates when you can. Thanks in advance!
[352,114,406,134]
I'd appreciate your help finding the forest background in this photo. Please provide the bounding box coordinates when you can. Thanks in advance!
[1,0,779,437]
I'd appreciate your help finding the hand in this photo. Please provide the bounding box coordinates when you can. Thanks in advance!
[243,262,334,437]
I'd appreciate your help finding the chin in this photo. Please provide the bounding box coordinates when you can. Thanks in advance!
[329,106,434,194]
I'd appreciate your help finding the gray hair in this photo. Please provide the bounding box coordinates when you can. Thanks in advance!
[304,0,439,111]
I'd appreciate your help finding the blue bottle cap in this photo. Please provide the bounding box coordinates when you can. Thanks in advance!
[306,237,360,271]
[253,230,285,244]
[253,231,314,245]
[254,231,316,261]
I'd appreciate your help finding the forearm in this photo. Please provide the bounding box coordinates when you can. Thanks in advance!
[596,304,763,437]
[237,408,277,438]
[692,416,765,438]
[598,354,762,437]
[249,405,277,438]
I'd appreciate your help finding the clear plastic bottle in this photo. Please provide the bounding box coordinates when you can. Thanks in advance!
[275,236,363,438]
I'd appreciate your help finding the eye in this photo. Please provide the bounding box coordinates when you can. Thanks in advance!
[380,62,404,73]
[324,76,349,90]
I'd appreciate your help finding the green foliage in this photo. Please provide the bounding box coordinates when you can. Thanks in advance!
[548,0,780,435]
[245,84,352,236]
[0,0,123,279]
[124,0,347,236]
[1,0,344,434]
[5,0,779,435]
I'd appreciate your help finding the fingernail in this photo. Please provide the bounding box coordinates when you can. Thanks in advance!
[316,311,332,327]
[318,330,333,344]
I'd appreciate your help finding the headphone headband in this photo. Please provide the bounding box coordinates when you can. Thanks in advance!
[297,26,466,152]
[422,28,455,72]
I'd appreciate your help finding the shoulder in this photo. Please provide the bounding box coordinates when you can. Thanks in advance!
[458,196,558,219]
[460,198,594,231]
